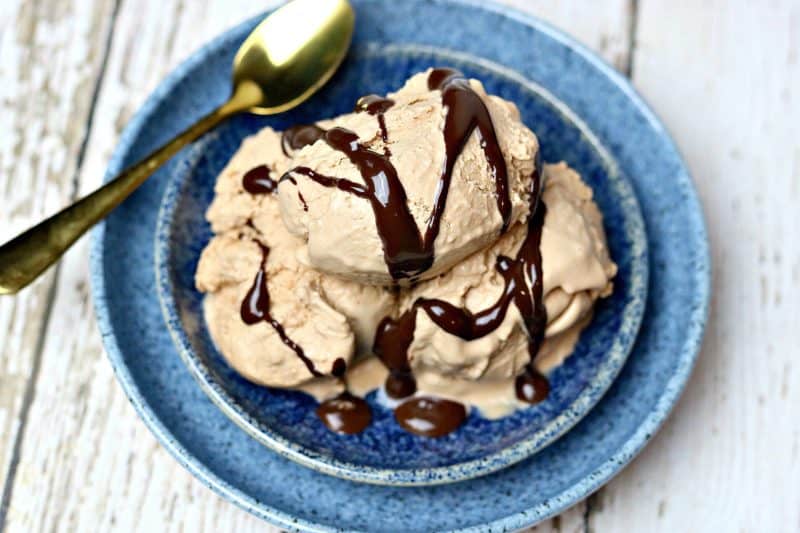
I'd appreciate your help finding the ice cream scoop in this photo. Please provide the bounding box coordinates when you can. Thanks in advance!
[278,69,539,285]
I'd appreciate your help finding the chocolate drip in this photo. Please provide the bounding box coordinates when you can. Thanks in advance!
[509,153,549,404]
[355,94,395,115]
[355,94,395,156]
[374,311,418,398]
[242,165,277,194]
[515,367,550,404]
[297,191,309,212]
[427,68,512,234]
[240,243,373,433]
[394,397,467,437]
[385,372,417,399]
[284,127,430,279]
[317,392,372,434]
[331,358,347,378]
[318,360,372,434]
[240,242,322,378]
[281,124,326,155]
[279,175,310,212]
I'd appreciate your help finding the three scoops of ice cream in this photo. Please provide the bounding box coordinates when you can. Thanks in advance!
[195,68,616,437]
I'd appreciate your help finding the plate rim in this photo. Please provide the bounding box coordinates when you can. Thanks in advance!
[90,0,710,529]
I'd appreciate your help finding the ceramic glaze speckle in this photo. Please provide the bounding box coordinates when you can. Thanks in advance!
[91,0,709,530]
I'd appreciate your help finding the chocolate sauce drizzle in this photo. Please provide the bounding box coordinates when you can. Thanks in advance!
[240,242,322,378]
[355,94,395,156]
[286,127,430,279]
[240,242,372,434]
[281,175,309,211]
[374,150,549,436]
[281,124,326,155]
[297,191,309,212]
[242,165,277,194]
[372,311,418,398]
[283,69,511,281]
[427,68,512,233]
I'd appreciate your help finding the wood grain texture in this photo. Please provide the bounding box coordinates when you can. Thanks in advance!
[1,2,273,531]
[1,1,633,531]
[498,0,635,71]
[590,1,800,531]
[0,0,117,518]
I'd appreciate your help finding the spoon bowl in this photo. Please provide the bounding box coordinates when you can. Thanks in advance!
[234,0,355,114]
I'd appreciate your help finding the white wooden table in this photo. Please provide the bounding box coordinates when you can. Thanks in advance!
[1,1,798,531]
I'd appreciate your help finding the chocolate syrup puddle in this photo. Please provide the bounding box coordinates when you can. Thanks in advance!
[240,242,322,378]
[317,359,373,434]
[317,392,372,434]
[281,124,326,155]
[317,359,372,434]
[355,94,395,156]
[284,69,510,280]
[242,165,277,194]
[427,68,512,233]
[394,397,467,437]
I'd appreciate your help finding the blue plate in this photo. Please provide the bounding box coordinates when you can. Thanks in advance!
[92,0,709,529]
[155,47,647,484]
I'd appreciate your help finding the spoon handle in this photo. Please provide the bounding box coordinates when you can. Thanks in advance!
[0,84,260,294]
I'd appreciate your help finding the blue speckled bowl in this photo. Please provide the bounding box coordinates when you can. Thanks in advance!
[92,0,709,529]
[154,46,648,485]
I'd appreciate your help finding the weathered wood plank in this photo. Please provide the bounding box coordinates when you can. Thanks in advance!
[0,0,118,522]
[500,0,635,72]
[2,1,274,530]
[3,1,633,531]
[590,1,800,531]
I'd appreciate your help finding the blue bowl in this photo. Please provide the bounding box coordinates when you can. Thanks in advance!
[155,45,648,485]
[93,0,708,528]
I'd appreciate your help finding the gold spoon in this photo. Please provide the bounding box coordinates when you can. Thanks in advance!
[0,0,354,294]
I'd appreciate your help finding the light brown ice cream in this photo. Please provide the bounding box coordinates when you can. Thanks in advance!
[277,70,539,285]
[195,69,617,430]
[373,162,617,417]
[196,130,395,390]
[338,162,615,417]
[405,162,616,378]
